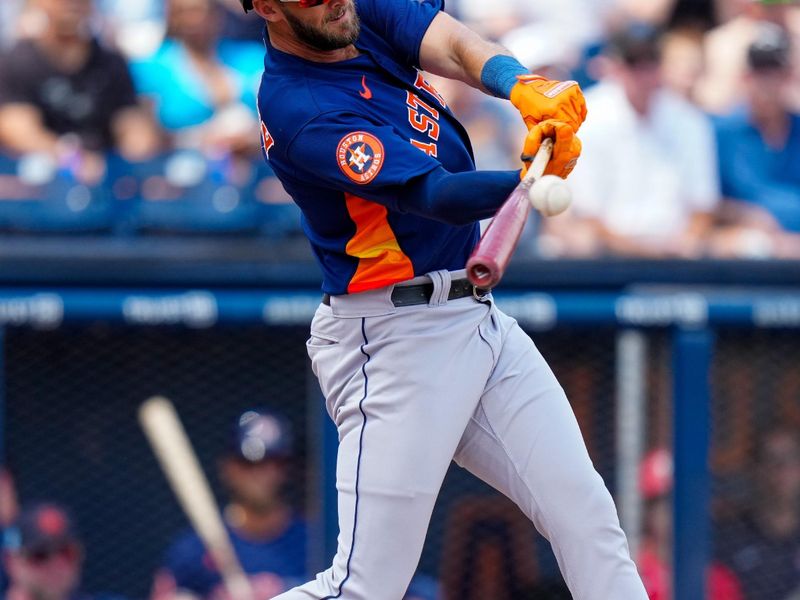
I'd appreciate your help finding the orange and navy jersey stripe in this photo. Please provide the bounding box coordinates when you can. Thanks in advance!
[256,0,478,295]
[343,194,415,294]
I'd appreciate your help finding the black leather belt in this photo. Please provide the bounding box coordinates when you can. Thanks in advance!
[322,278,489,307]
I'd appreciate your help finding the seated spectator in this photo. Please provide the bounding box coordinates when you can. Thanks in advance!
[500,0,614,86]
[696,0,800,114]
[131,0,265,158]
[0,0,161,183]
[636,449,744,600]
[2,503,95,600]
[659,26,707,103]
[711,23,800,258]
[540,23,720,258]
[151,409,307,600]
[716,426,800,600]
[616,0,678,28]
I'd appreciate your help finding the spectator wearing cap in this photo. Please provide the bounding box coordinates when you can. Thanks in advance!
[540,22,720,259]
[715,426,800,600]
[150,409,307,600]
[2,503,90,600]
[0,0,161,183]
[697,0,800,114]
[710,23,800,258]
[636,450,744,600]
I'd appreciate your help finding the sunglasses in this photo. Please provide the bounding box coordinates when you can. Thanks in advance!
[22,543,80,565]
[279,0,331,7]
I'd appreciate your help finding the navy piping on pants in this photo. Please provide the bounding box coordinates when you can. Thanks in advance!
[321,317,371,600]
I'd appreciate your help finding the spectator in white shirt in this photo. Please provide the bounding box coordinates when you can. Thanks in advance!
[541,22,721,259]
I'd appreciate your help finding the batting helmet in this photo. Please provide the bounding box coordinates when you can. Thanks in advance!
[228,408,293,463]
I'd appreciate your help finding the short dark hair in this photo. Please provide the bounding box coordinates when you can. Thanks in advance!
[607,22,663,66]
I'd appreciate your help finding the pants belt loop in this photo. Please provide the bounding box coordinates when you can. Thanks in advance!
[428,270,451,307]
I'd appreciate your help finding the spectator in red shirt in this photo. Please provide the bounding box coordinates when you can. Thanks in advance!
[637,449,744,600]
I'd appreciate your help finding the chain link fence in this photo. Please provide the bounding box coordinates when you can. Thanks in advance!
[3,313,799,599]
[710,330,800,600]
[4,325,311,598]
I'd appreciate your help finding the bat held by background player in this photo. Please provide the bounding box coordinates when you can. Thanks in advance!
[138,396,255,600]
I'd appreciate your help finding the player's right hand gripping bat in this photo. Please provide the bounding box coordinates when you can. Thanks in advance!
[467,138,565,289]
[139,396,255,600]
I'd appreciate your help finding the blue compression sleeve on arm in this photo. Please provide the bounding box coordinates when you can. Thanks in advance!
[399,167,520,226]
[481,55,529,99]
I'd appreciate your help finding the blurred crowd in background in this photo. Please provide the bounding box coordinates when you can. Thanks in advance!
[0,0,798,256]
[1,2,799,600]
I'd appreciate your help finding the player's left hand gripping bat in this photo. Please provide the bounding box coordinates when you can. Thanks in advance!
[467,138,565,289]
[139,396,255,600]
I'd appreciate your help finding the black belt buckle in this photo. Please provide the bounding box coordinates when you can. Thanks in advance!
[472,284,490,302]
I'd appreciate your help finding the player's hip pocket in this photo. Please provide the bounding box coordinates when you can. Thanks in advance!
[306,305,343,349]
[307,329,340,346]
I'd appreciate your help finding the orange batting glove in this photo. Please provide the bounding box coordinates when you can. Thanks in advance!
[521,120,582,179]
[511,75,588,134]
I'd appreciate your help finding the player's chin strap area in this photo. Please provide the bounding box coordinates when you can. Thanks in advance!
[322,278,489,307]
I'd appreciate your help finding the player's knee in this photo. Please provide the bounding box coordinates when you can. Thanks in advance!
[547,471,621,541]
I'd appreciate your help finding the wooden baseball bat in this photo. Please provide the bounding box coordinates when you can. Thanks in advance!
[138,396,254,600]
[466,138,554,289]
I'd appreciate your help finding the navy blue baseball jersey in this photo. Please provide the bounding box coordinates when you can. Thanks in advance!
[257,0,479,295]
[162,519,307,596]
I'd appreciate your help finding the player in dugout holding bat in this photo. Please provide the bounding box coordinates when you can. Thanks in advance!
[242,0,648,597]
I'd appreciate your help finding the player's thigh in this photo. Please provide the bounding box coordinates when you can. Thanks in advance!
[453,315,606,534]
[303,301,501,599]
[324,301,499,489]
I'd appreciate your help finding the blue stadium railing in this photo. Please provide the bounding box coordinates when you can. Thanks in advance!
[0,151,303,236]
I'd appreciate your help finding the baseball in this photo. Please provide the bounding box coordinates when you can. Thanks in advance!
[528,175,572,217]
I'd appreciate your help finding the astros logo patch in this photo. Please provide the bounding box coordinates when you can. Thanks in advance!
[337,132,384,184]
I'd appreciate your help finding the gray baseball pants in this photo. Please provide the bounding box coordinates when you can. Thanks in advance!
[273,270,647,600]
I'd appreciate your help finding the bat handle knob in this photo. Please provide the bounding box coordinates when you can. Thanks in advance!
[466,258,499,288]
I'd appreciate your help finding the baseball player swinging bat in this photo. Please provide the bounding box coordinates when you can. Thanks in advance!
[467,137,561,288]
[138,396,254,600]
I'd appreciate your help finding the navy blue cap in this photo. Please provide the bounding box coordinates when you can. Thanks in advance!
[4,503,78,554]
[229,409,293,462]
[748,23,792,70]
